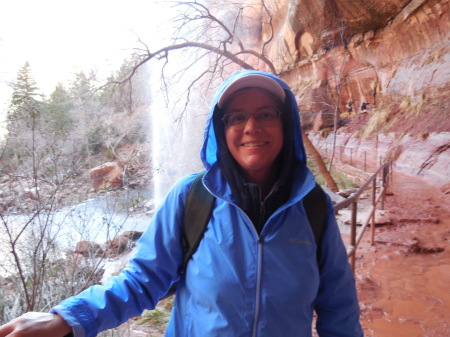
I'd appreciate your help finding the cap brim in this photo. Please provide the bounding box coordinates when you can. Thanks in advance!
[218,74,286,108]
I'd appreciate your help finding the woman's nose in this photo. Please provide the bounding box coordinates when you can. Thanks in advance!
[243,115,261,133]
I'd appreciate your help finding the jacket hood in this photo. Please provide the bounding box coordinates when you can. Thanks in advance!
[200,70,307,170]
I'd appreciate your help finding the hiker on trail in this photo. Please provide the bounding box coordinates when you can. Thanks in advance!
[361,101,368,112]
[0,70,363,337]
[347,100,353,113]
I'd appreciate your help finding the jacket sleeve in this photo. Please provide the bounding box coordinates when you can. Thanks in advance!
[313,196,364,337]
[50,174,196,337]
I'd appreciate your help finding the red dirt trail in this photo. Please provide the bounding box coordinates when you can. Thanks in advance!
[355,172,450,336]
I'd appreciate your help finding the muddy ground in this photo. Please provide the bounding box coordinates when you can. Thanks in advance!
[354,172,450,336]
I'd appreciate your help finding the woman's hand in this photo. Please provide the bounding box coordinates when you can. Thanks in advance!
[0,312,72,337]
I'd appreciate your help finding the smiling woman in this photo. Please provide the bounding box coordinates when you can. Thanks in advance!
[223,88,285,191]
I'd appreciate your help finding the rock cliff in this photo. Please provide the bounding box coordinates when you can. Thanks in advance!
[264,0,449,124]
[247,0,449,187]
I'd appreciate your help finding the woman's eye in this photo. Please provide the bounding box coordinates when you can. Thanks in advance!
[259,111,275,120]
[230,114,246,123]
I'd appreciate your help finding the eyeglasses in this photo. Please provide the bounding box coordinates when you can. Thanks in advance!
[222,109,282,128]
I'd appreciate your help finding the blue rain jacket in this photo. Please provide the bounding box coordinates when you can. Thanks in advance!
[52,70,363,337]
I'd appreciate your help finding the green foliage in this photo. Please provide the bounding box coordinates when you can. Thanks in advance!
[85,125,106,155]
[7,62,42,133]
[69,71,94,100]
[359,108,394,139]
[97,59,152,113]
[43,83,74,135]
[308,159,358,190]
[134,297,174,332]
[105,148,116,160]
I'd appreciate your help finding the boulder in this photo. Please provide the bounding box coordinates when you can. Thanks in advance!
[90,162,123,191]
[105,231,143,256]
[74,240,103,257]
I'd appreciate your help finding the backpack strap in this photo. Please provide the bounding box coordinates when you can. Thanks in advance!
[180,170,215,271]
[302,183,328,265]
[163,170,215,299]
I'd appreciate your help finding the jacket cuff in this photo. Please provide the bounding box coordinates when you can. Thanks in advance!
[51,297,97,337]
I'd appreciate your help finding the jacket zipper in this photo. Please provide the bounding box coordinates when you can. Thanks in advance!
[204,174,318,336]
[216,196,264,336]
[252,234,264,337]
[252,195,267,337]
[211,190,270,337]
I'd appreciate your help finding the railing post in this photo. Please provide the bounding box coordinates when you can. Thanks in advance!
[386,160,392,195]
[371,178,376,245]
[390,160,394,190]
[350,148,353,166]
[350,200,357,271]
[381,165,387,210]
[364,151,367,172]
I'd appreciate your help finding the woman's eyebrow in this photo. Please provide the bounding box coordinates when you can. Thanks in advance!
[225,105,279,114]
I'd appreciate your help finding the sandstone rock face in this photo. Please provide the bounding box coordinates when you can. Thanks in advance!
[231,0,450,188]
[89,162,124,191]
[255,0,450,133]
[308,131,450,188]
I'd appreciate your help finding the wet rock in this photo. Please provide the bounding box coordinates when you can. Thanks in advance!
[441,182,450,194]
[122,230,143,242]
[410,238,445,254]
[74,240,103,257]
[105,231,143,256]
[375,237,419,250]
[397,217,440,224]
[338,188,359,198]
[337,208,392,227]
[90,162,124,191]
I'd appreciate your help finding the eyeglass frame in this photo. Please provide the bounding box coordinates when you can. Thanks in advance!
[221,108,283,128]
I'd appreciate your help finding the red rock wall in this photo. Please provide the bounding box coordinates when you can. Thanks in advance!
[211,0,450,186]
[308,131,450,189]
[257,0,450,131]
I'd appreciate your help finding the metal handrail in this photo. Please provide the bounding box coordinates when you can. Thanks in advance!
[322,144,384,172]
[333,160,393,271]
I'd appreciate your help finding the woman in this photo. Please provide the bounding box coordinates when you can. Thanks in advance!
[0,70,363,336]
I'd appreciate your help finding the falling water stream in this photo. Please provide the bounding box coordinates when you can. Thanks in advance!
[148,66,210,206]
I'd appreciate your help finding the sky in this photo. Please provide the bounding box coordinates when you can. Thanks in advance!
[0,0,173,120]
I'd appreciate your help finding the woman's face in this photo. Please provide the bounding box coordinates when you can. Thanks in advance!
[223,88,284,183]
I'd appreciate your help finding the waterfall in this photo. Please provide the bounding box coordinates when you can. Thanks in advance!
[149,69,208,206]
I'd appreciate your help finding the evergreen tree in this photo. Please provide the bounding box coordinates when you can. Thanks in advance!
[98,59,152,114]
[7,62,42,135]
[69,71,105,160]
[44,83,74,136]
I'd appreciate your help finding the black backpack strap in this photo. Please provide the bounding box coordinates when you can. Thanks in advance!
[163,170,215,299]
[303,183,328,265]
[181,170,215,272]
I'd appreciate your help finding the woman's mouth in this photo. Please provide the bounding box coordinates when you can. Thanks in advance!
[242,142,267,147]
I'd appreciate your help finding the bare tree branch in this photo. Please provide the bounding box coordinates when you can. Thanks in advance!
[260,0,274,54]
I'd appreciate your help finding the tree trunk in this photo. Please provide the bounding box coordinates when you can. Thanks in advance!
[302,132,339,192]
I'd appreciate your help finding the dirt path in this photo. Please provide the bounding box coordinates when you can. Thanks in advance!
[355,172,450,336]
